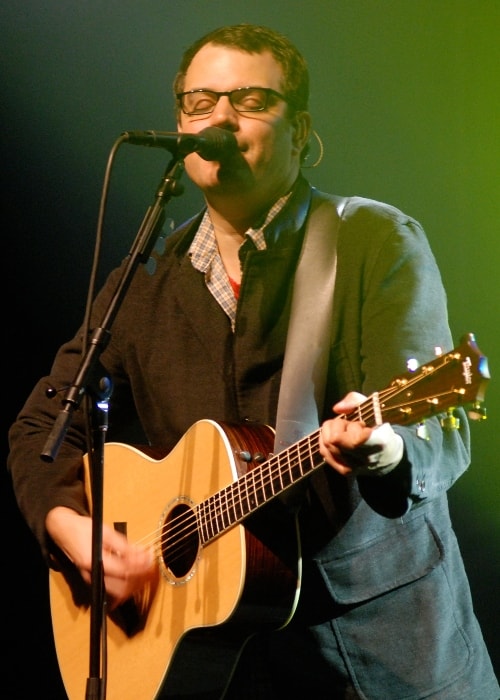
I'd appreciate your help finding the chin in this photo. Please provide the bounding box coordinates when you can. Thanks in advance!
[188,157,251,190]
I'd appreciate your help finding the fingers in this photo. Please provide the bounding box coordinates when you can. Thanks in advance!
[319,414,404,477]
[102,524,152,566]
[46,507,158,609]
[102,551,158,609]
[319,416,373,474]
[319,414,389,474]
[332,391,367,416]
[100,524,155,582]
[90,526,157,608]
[320,415,372,448]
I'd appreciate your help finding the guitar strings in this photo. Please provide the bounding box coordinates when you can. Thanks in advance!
[132,368,457,573]
[133,379,448,568]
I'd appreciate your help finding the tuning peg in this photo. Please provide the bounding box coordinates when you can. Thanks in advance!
[407,345,446,373]
[467,401,488,422]
[415,422,430,440]
[440,408,460,431]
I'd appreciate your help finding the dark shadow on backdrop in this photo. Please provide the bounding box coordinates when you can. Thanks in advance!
[3,2,499,697]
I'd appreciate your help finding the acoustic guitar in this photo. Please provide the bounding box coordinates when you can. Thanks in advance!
[49,333,489,699]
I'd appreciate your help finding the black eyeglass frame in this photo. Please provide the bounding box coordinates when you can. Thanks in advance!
[176,86,291,116]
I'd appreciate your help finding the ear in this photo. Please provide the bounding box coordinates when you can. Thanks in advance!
[290,110,312,153]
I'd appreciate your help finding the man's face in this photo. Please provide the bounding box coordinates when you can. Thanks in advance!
[177,43,309,206]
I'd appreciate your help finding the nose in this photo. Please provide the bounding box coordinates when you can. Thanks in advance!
[209,95,239,126]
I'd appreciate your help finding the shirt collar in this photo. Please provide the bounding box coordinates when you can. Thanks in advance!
[189,175,312,268]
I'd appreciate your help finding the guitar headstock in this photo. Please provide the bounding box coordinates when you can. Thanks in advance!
[376,333,490,428]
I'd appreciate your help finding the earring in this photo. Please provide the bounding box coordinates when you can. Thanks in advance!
[302,129,324,168]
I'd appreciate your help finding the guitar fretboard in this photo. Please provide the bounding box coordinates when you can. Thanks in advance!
[196,428,323,544]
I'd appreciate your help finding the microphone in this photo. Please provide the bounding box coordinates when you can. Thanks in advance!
[122,126,238,161]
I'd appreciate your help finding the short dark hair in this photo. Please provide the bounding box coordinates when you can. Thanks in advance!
[173,24,310,115]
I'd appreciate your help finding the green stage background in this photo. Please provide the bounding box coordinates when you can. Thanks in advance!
[3,2,499,696]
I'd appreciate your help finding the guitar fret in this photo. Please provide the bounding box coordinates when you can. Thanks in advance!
[224,483,236,529]
[306,435,315,472]
[205,496,215,540]
[213,490,224,536]
[248,468,258,510]
[197,501,210,545]
[251,467,261,506]
[289,444,303,483]
[276,452,289,491]
[207,497,217,540]
[239,470,250,518]
[220,484,230,531]
[259,464,272,501]
[232,479,244,521]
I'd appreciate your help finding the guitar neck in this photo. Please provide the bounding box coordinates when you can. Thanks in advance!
[196,427,324,545]
[195,332,490,546]
[195,390,386,543]
[195,390,392,543]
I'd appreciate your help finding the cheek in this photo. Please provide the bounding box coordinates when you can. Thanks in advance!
[257,129,295,171]
[177,115,206,135]
[248,121,294,161]
[183,152,214,178]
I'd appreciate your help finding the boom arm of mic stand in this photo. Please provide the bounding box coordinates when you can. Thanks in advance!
[41,154,185,462]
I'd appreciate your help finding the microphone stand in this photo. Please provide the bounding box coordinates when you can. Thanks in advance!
[41,151,186,700]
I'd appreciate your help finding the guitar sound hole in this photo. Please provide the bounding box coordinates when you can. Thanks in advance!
[161,502,199,579]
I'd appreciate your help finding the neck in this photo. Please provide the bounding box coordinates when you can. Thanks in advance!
[206,205,259,238]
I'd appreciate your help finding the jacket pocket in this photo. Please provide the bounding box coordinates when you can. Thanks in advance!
[315,511,443,604]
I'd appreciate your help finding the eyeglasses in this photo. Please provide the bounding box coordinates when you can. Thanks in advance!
[176,86,290,116]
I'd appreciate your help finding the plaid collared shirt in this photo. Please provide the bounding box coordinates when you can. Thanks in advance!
[189,194,290,329]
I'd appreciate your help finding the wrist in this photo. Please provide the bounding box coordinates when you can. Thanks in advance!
[364,424,404,476]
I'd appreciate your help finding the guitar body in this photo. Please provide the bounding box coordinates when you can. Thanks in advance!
[49,420,300,699]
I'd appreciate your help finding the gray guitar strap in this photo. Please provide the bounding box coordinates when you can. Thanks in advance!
[274,193,347,454]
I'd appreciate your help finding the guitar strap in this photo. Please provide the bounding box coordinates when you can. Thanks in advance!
[274,192,347,454]
[273,193,347,518]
